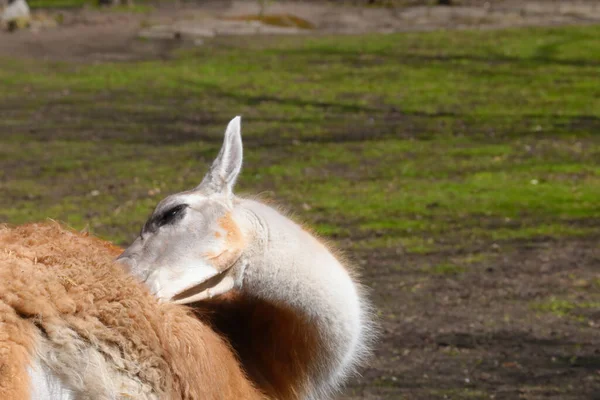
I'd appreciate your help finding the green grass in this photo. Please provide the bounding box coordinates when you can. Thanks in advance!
[1,26,599,247]
[428,389,489,399]
[27,0,91,8]
[531,297,600,319]
[426,263,466,275]
[27,0,153,11]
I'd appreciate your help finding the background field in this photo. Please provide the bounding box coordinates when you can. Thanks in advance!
[1,5,599,398]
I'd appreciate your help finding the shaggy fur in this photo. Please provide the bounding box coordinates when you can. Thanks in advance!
[0,222,266,400]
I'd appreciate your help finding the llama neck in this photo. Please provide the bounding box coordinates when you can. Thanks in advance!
[233,199,368,398]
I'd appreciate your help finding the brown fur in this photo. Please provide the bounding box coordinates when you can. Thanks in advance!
[0,222,266,400]
[192,291,322,400]
[0,301,36,400]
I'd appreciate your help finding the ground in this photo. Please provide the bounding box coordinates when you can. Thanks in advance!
[1,1,599,399]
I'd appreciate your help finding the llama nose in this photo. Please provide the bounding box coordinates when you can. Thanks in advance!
[118,236,143,260]
[116,254,135,266]
[117,255,151,282]
[117,247,134,262]
[117,242,139,268]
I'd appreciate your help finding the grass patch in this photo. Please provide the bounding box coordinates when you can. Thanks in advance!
[352,236,438,254]
[531,297,600,318]
[426,263,466,275]
[428,388,489,399]
[27,0,92,8]
[0,26,599,247]
[27,0,153,11]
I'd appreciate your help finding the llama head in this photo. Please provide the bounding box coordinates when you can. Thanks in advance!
[118,116,247,304]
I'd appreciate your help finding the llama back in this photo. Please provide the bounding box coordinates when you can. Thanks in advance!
[0,222,265,400]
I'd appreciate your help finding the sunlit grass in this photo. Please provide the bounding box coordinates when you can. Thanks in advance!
[1,25,599,247]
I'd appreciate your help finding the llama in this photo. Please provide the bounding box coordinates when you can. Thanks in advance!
[118,116,375,400]
[0,222,267,400]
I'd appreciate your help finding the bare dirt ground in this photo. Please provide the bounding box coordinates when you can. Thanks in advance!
[1,2,599,399]
[346,237,600,399]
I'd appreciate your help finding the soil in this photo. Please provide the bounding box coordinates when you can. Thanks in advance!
[1,1,599,399]
[344,237,600,399]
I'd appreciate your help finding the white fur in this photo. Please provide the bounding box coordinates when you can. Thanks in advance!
[28,327,158,400]
[234,200,372,398]
[28,361,74,400]
[119,116,375,399]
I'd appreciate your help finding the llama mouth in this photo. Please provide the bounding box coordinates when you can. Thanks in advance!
[171,266,235,304]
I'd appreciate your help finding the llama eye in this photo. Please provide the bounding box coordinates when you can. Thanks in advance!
[158,204,187,227]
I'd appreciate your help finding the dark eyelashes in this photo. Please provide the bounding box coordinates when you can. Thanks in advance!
[157,204,188,228]
[141,203,189,235]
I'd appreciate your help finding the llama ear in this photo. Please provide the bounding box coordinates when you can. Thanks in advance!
[197,116,243,196]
